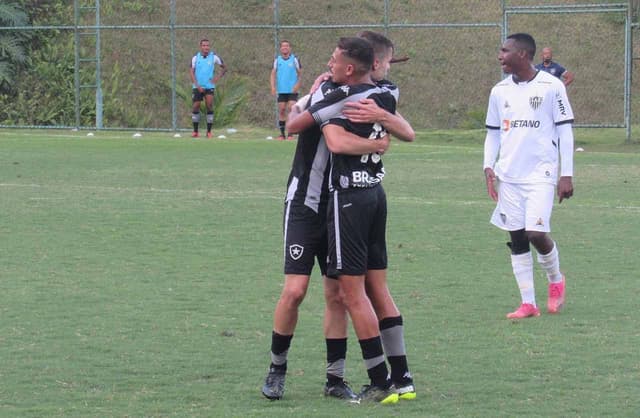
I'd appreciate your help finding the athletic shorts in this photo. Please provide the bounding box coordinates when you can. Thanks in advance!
[283,200,328,276]
[277,93,299,103]
[192,88,215,102]
[327,185,388,278]
[490,181,555,232]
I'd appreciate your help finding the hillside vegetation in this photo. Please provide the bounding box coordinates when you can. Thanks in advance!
[2,0,637,130]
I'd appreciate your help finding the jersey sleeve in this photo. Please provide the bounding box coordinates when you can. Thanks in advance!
[485,88,501,129]
[273,58,278,70]
[553,82,574,125]
[191,55,197,69]
[214,55,223,66]
[308,88,349,126]
[294,56,301,70]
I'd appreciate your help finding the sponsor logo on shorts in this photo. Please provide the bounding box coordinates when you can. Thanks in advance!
[289,244,304,260]
[500,213,507,224]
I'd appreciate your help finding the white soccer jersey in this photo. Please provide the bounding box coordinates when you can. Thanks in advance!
[485,70,574,184]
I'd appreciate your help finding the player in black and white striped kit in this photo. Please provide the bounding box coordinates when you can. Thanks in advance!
[262,74,389,402]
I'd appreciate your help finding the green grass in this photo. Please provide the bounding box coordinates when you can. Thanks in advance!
[1,127,639,417]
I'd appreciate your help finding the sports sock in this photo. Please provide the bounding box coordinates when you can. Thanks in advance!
[206,111,214,133]
[511,252,535,305]
[270,331,293,370]
[279,120,286,136]
[326,338,347,385]
[537,242,563,283]
[379,316,412,384]
[359,336,390,388]
[192,112,200,132]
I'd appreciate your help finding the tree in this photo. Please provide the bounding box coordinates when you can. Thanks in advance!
[0,2,29,91]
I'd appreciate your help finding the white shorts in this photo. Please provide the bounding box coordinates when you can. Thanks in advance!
[490,181,555,232]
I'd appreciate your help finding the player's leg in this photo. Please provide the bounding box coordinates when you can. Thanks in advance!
[365,270,415,400]
[491,182,539,318]
[524,184,565,313]
[365,185,415,399]
[262,201,316,400]
[322,276,358,401]
[277,96,287,139]
[262,274,310,400]
[327,188,397,404]
[204,91,214,138]
[191,89,202,137]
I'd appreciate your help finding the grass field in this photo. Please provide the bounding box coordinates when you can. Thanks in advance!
[1,127,639,417]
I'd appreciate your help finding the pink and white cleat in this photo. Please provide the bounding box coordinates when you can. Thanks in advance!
[547,276,566,314]
[506,303,540,319]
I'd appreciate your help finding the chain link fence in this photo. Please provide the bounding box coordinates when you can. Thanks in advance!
[0,0,635,139]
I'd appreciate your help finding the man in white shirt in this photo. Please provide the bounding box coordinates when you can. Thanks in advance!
[483,33,575,319]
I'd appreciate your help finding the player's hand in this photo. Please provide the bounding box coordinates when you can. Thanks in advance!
[309,72,331,94]
[343,98,384,124]
[557,176,574,203]
[376,134,391,155]
[485,168,498,202]
[197,86,204,93]
[271,87,276,96]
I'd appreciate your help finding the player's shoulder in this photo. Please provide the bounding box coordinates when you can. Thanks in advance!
[491,76,512,92]
[533,70,563,87]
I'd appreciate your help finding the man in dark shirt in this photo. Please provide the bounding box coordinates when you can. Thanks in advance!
[535,47,574,87]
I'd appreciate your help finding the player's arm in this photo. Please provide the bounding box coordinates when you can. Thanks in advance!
[309,72,331,94]
[322,123,389,155]
[343,98,415,142]
[286,94,314,134]
[190,58,203,92]
[557,122,574,203]
[212,62,227,85]
[561,70,574,86]
[483,127,500,202]
[270,61,277,95]
[293,59,302,93]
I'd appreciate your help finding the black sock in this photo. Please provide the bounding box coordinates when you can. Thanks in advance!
[279,121,285,136]
[359,336,390,388]
[326,338,347,384]
[270,331,293,370]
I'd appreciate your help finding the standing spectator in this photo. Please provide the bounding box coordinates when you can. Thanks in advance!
[484,33,575,319]
[270,40,302,140]
[190,38,227,138]
[535,47,574,87]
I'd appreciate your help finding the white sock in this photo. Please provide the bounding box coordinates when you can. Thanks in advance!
[511,252,535,306]
[537,242,563,283]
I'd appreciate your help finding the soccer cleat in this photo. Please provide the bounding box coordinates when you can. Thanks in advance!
[547,276,566,314]
[392,380,416,400]
[358,384,399,404]
[261,366,286,400]
[324,380,360,403]
[206,131,212,138]
[506,303,541,319]
[277,135,286,141]
[287,134,295,140]
[191,131,199,138]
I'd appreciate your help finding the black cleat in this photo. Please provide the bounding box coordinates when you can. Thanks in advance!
[324,380,360,403]
[262,367,286,400]
[359,384,399,404]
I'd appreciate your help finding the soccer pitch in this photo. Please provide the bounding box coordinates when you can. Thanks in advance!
[1,128,638,417]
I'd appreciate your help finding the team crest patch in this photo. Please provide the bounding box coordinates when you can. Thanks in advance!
[529,96,543,110]
[289,244,304,260]
[536,218,544,226]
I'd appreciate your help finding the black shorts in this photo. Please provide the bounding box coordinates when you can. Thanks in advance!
[192,88,215,102]
[277,93,299,103]
[283,200,328,276]
[327,186,388,278]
